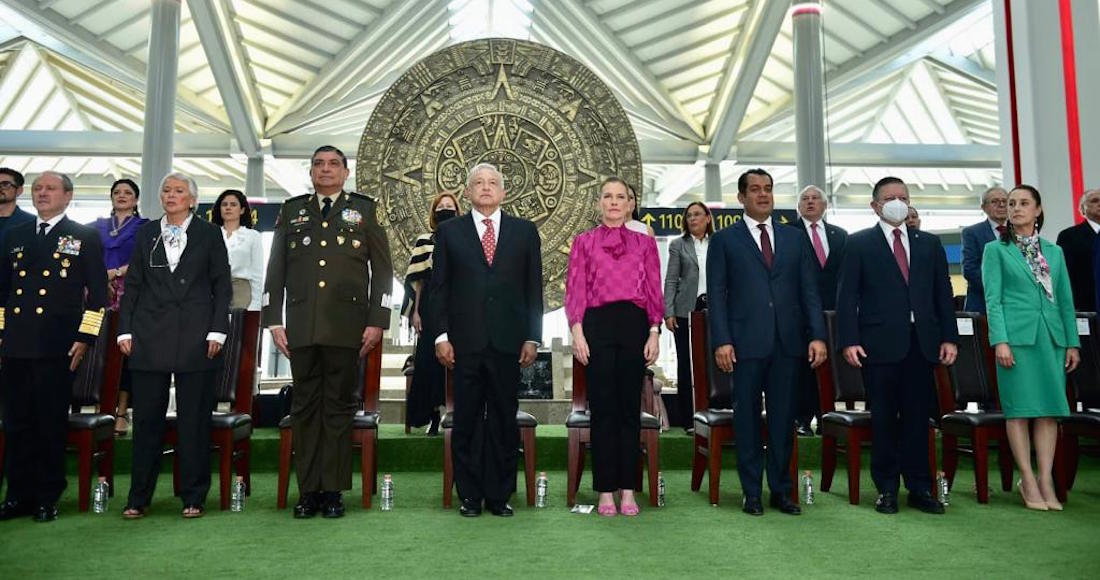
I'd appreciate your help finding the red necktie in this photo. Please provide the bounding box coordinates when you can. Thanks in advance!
[482,218,496,266]
[893,228,909,284]
[758,224,773,270]
[996,225,1006,235]
[811,223,827,268]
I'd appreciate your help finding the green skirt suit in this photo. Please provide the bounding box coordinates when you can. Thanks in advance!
[981,237,1076,418]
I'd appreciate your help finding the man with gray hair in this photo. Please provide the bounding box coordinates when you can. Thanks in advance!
[961,186,1008,312]
[431,162,543,517]
[1057,188,1100,312]
[0,171,108,522]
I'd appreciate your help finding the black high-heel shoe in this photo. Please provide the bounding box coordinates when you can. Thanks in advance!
[426,411,441,436]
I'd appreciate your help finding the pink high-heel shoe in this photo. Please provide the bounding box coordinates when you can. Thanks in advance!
[597,503,618,517]
[620,503,640,516]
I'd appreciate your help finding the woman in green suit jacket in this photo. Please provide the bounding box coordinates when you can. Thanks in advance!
[982,184,1079,511]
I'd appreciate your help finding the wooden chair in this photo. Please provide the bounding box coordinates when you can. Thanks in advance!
[937,313,1013,503]
[441,370,538,507]
[566,358,661,507]
[816,311,938,504]
[277,344,382,509]
[1057,313,1100,501]
[67,310,124,511]
[688,310,798,505]
[165,309,259,510]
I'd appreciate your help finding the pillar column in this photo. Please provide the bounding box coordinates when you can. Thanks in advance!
[139,0,181,217]
[704,162,722,203]
[792,0,826,192]
[245,156,265,198]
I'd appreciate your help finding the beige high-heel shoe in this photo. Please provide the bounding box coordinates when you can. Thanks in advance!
[1017,480,1049,511]
[1038,480,1063,511]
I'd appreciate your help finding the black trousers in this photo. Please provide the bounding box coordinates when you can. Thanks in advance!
[672,294,707,428]
[730,353,798,499]
[452,349,520,504]
[795,359,821,428]
[861,327,934,495]
[128,369,216,507]
[1,356,73,506]
[288,345,360,494]
[584,302,647,492]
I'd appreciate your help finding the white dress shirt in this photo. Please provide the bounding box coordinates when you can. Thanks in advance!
[742,214,775,257]
[34,213,65,236]
[317,191,342,213]
[118,214,225,345]
[222,226,264,310]
[693,235,708,297]
[802,219,830,258]
[1088,219,1100,234]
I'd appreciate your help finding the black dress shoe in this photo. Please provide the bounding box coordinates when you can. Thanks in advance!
[742,496,764,516]
[33,504,59,523]
[875,492,899,514]
[458,499,482,517]
[487,502,514,517]
[322,492,345,518]
[426,412,440,436]
[769,494,802,515]
[795,425,813,437]
[0,499,33,521]
[907,491,945,514]
[294,493,319,519]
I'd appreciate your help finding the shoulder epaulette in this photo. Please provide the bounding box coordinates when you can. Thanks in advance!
[286,193,311,202]
[348,191,379,203]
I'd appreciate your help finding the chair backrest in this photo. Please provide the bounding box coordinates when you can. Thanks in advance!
[211,310,262,415]
[689,310,733,410]
[361,341,383,413]
[1070,312,1100,409]
[71,310,122,413]
[946,312,999,407]
[823,310,866,403]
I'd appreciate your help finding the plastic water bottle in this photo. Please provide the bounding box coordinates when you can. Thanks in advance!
[381,474,394,511]
[535,472,549,508]
[92,477,109,514]
[938,471,950,506]
[231,476,246,512]
[801,471,815,505]
[657,472,666,507]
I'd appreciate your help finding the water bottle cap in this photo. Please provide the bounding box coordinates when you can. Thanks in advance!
[384,473,392,480]
[539,471,546,477]
[98,476,107,482]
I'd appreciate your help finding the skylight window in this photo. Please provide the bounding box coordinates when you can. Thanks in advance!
[448,0,534,42]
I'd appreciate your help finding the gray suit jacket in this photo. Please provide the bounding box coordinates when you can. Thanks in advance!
[664,235,702,318]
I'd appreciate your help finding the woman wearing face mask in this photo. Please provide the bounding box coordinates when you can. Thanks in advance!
[92,178,149,436]
[981,185,1078,511]
[403,192,462,435]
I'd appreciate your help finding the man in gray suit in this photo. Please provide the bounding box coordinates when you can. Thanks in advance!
[961,186,1007,312]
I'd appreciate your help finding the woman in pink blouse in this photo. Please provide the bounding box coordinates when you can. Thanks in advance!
[565,176,664,516]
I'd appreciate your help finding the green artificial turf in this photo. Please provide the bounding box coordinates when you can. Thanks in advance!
[1,463,1098,579]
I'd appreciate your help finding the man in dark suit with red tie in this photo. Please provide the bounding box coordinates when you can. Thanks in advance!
[836,176,958,515]
[430,163,543,517]
[707,169,827,516]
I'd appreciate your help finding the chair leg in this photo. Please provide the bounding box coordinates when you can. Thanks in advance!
[442,428,453,509]
[567,429,581,507]
[645,430,659,507]
[1065,434,1081,491]
[522,426,536,507]
[277,428,292,510]
[76,431,93,512]
[362,430,375,509]
[845,433,862,505]
[707,433,722,505]
[240,438,252,496]
[690,432,705,492]
[973,429,990,504]
[941,433,959,488]
[996,436,1013,492]
[789,432,799,504]
[820,434,836,492]
[103,437,116,497]
[1052,429,1068,504]
[218,431,233,511]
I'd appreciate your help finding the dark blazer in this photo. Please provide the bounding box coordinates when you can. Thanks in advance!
[836,224,958,364]
[961,220,997,312]
[0,217,108,358]
[429,211,543,355]
[706,218,826,359]
[1056,221,1096,312]
[120,217,231,372]
[798,218,847,310]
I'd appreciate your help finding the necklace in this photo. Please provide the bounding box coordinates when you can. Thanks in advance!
[110,213,134,237]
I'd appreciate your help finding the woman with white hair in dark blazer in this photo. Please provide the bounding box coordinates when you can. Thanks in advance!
[117,172,232,519]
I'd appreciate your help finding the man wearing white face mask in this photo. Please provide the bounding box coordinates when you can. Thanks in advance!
[836,176,958,516]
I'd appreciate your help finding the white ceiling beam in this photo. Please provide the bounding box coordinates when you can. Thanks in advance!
[536,0,704,141]
[265,0,448,134]
[187,0,263,156]
[705,0,789,163]
[0,0,229,133]
[925,51,996,90]
[741,0,989,136]
[732,141,1000,168]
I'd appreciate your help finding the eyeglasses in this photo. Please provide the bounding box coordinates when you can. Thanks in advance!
[0,182,17,192]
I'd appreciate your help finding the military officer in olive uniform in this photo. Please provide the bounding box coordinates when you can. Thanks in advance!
[263,145,393,519]
[0,171,108,522]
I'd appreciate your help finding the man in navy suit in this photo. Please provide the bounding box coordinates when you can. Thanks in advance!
[1060,188,1100,312]
[960,186,1008,312]
[795,185,847,436]
[837,176,958,515]
[707,169,827,516]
